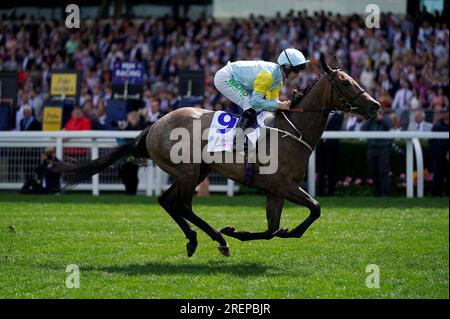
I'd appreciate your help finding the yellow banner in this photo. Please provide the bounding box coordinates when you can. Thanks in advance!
[42,107,63,131]
[50,73,77,96]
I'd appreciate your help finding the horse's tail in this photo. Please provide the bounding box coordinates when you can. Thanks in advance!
[53,125,151,187]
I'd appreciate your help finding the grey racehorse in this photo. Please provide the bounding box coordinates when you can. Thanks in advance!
[54,56,379,257]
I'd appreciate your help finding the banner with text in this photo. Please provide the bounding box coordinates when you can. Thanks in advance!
[42,106,63,131]
[112,61,145,85]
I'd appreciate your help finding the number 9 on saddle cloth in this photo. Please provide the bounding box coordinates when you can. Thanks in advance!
[207,110,269,154]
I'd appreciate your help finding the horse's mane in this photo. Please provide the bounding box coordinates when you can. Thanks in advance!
[301,73,322,96]
[291,73,323,106]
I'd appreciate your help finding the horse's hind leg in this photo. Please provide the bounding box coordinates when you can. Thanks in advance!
[220,193,284,241]
[177,167,230,256]
[158,184,198,257]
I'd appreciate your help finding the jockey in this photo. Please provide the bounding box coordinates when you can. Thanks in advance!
[213,48,310,148]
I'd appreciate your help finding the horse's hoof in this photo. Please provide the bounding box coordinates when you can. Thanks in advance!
[220,226,235,236]
[186,241,198,257]
[217,245,230,257]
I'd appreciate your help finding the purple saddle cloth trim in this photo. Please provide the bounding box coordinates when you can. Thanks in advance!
[244,160,253,186]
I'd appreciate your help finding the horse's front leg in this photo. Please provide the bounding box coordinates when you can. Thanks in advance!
[220,193,284,241]
[275,184,321,239]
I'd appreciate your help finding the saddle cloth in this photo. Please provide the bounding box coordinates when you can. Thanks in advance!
[207,111,271,152]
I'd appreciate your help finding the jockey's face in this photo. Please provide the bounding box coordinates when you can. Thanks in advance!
[287,70,299,81]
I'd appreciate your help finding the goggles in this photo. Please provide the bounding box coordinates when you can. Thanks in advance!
[290,63,306,73]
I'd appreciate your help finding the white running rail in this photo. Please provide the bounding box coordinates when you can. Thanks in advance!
[0,131,447,197]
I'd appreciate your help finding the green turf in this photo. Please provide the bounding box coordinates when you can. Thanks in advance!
[0,193,448,299]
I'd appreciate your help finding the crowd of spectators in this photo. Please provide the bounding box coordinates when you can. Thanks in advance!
[1,8,448,196]
[0,8,448,133]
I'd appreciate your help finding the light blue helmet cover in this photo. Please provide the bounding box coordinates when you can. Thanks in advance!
[277,48,310,68]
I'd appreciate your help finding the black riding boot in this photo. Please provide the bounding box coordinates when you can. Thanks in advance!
[234,108,257,152]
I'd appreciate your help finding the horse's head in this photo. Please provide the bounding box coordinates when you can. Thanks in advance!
[320,56,380,119]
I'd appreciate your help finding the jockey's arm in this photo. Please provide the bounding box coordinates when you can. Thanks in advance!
[250,71,280,111]
[250,92,278,111]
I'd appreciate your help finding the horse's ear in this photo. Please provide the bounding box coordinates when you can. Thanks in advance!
[319,53,333,75]
[332,55,340,69]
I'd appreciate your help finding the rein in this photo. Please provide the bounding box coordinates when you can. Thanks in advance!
[286,108,326,113]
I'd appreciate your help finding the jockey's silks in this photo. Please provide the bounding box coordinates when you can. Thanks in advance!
[227,61,283,110]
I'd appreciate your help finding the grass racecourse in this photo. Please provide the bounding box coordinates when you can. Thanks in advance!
[0,193,448,299]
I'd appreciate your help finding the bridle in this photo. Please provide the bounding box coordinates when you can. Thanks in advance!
[287,69,366,113]
[268,69,366,152]
[326,69,366,113]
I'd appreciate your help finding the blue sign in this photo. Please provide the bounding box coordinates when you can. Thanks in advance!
[112,61,145,85]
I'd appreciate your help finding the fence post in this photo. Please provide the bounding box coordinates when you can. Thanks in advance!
[227,179,234,197]
[412,138,424,198]
[56,137,63,160]
[154,165,162,196]
[406,140,414,198]
[308,151,316,197]
[91,138,99,196]
[146,161,153,196]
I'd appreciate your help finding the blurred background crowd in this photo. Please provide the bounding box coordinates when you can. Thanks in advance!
[1,8,448,132]
[0,3,448,197]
